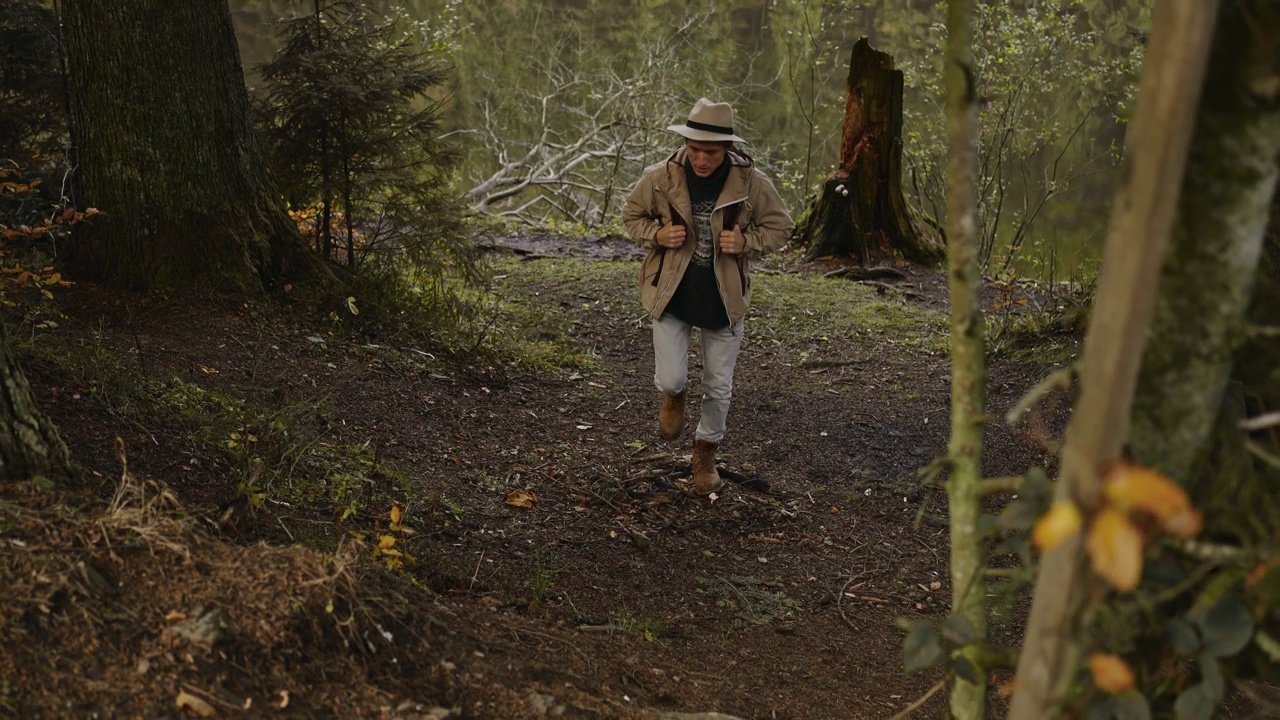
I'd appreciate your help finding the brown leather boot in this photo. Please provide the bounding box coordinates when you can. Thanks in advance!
[658,391,686,440]
[692,439,724,494]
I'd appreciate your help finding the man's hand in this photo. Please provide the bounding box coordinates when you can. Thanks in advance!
[655,221,686,249]
[719,224,746,255]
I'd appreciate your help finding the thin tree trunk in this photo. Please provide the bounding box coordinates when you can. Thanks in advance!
[60,0,331,294]
[942,1,986,717]
[1008,2,1220,717]
[0,325,74,483]
[1129,0,1280,487]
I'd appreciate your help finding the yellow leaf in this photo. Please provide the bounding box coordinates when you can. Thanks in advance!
[1163,507,1203,540]
[377,534,396,549]
[1102,460,1196,529]
[1087,507,1145,592]
[505,489,538,508]
[390,504,402,526]
[1032,501,1082,553]
[1088,652,1136,693]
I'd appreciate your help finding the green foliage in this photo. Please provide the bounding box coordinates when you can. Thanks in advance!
[254,0,490,350]
[750,273,948,354]
[894,0,1149,274]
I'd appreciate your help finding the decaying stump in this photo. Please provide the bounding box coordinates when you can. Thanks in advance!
[796,38,943,267]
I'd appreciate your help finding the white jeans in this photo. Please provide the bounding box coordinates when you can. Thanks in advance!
[652,314,744,444]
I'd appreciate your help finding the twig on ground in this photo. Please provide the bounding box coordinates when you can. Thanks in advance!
[469,549,485,591]
[836,575,872,633]
[888,676,949,720]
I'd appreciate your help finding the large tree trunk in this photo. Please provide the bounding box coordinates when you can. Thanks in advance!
[1129,0,1280,492]
[0,326,73,483]
[1008,2,1220,717]
[797,38,943,266]
[60,0,331,294]
[942,1,986,717]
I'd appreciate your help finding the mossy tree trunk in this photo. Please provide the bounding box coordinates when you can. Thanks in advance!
[942,1,986,717]
[1008,2,1220,717]
[60,0,331,294]
[1237,201,1280,441]
[0,326,73,483]
[797,38,943,267]
[1129,0,1280,498]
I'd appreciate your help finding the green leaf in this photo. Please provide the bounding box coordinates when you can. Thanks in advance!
[1174,683,1216,720]
[1112,692,1151,720]
[1198,654,1224,701]
[1196,595,1254,657]
[941,613,978,646]
[952,656,980,684]
[995,497,1039,531]
[1085,697,1116,720]
[903,620,945,673]
[1166,618,1202,657]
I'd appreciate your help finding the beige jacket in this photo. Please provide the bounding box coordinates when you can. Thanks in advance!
[621,147,792,323]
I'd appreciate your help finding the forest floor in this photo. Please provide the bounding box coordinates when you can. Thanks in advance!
[1,233,1079,719]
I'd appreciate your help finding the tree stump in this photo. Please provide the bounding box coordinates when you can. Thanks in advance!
[796,38,943,266]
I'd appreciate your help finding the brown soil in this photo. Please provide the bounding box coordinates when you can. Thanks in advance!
[1,237,1070,719]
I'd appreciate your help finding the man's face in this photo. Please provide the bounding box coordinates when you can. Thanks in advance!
[686,140,728,178]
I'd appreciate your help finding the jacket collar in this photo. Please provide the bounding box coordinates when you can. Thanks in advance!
[660,146,752,205]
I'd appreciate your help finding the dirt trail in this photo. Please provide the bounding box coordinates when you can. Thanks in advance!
[3,236,1063,718]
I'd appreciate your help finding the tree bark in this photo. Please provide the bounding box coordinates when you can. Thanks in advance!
[796,38,943,266]
[60,0,331,294]
[0,325,74,483]
[1129,0,1280,489]
[942,1,987,717]
[1008,2,1220,718]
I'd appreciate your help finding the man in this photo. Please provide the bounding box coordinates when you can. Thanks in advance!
[621,98,792,494]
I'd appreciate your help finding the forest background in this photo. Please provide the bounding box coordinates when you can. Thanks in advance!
[230,0,1149,281]
[6,0,1279,718]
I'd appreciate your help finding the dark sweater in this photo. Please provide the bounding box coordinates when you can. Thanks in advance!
[664,159,730,329]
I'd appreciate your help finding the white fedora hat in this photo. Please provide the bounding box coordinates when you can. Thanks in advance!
[667,98,745,143]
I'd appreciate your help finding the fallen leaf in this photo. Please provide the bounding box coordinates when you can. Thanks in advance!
[505,489,538,508]
[1086,507,1144,592]
[1088,652,1136,693]
[165,610,188,623]
[390,504,402,526]
[175,690,216,717]
[1032,501,1082,553]
[377,535,396,550]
